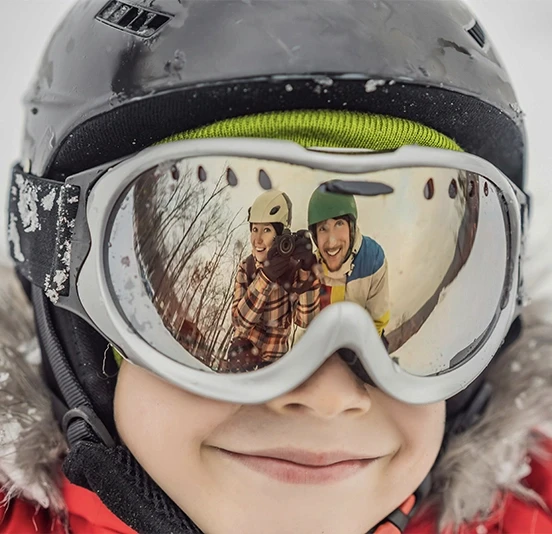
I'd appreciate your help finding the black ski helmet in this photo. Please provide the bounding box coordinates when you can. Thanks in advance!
[19,0,525,451]
[25,0,525,185]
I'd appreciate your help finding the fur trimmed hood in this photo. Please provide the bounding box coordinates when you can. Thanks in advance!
[0,264,551,528]
[0,265,67,512]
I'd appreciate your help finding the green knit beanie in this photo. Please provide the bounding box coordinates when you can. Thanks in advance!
[162,110,461,152]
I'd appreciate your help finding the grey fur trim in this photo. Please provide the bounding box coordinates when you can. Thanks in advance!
[0,265,67,512]
[432,313,552,529]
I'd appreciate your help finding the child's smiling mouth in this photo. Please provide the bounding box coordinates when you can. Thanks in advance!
[215,447,381,484]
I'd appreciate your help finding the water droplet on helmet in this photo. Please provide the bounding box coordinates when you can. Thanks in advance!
[364,79,387,93]
[313,76,333,87]
[47,128,56,149]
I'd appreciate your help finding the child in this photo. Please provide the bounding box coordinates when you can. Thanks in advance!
[1,1,551,533]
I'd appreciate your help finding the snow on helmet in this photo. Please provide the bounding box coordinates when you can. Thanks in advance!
[248,190,292,229]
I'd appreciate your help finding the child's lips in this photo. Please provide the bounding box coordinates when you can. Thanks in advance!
[215,447,381,484]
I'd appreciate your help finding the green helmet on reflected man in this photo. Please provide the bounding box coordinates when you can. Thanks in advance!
[307,187,358,228]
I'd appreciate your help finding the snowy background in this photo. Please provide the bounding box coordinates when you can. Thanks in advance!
[1,0,551,317]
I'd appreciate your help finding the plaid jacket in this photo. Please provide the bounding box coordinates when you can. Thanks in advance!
[231,256,320,360]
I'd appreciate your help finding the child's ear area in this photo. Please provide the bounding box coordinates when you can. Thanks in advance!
[113,358,129,429]
[113,359,155,436]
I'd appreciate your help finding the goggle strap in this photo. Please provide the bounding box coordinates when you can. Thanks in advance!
[8,165,79,303]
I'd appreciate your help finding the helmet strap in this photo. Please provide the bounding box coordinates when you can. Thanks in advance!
[368,474,432,533]
[33,283,118,448]
[346,217,356,261]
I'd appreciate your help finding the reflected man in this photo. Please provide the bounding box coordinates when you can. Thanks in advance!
[228,190,320,371]
[307,186,390,335]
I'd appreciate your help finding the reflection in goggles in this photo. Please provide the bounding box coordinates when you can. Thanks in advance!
[110,156,507,377]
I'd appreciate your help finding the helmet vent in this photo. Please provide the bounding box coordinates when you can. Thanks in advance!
[467,21,486,48]
[96,1,172,38]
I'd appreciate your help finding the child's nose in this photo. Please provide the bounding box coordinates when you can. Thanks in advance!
[265,354,372,419]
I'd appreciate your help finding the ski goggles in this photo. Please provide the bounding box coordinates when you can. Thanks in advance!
[9,139,529,405]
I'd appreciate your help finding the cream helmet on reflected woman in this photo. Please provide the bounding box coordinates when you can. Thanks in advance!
[248,189,293,230]
[7,0,530,533]
[247,189,293,262]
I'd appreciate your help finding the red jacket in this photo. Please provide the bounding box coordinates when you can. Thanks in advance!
[405,438,552,534]
[1,441,552,534]
[0,478,135,534]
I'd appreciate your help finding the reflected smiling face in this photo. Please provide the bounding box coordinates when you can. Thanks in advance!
[250,223,277,263]
[316,218,351,272]
[115,356,445,534]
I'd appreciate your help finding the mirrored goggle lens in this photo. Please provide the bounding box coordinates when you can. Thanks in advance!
[107,155,510,377]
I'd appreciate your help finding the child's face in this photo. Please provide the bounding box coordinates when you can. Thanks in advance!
[115,355,445,534]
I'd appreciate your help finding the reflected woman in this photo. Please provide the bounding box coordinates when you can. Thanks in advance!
[225,190,320,372]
